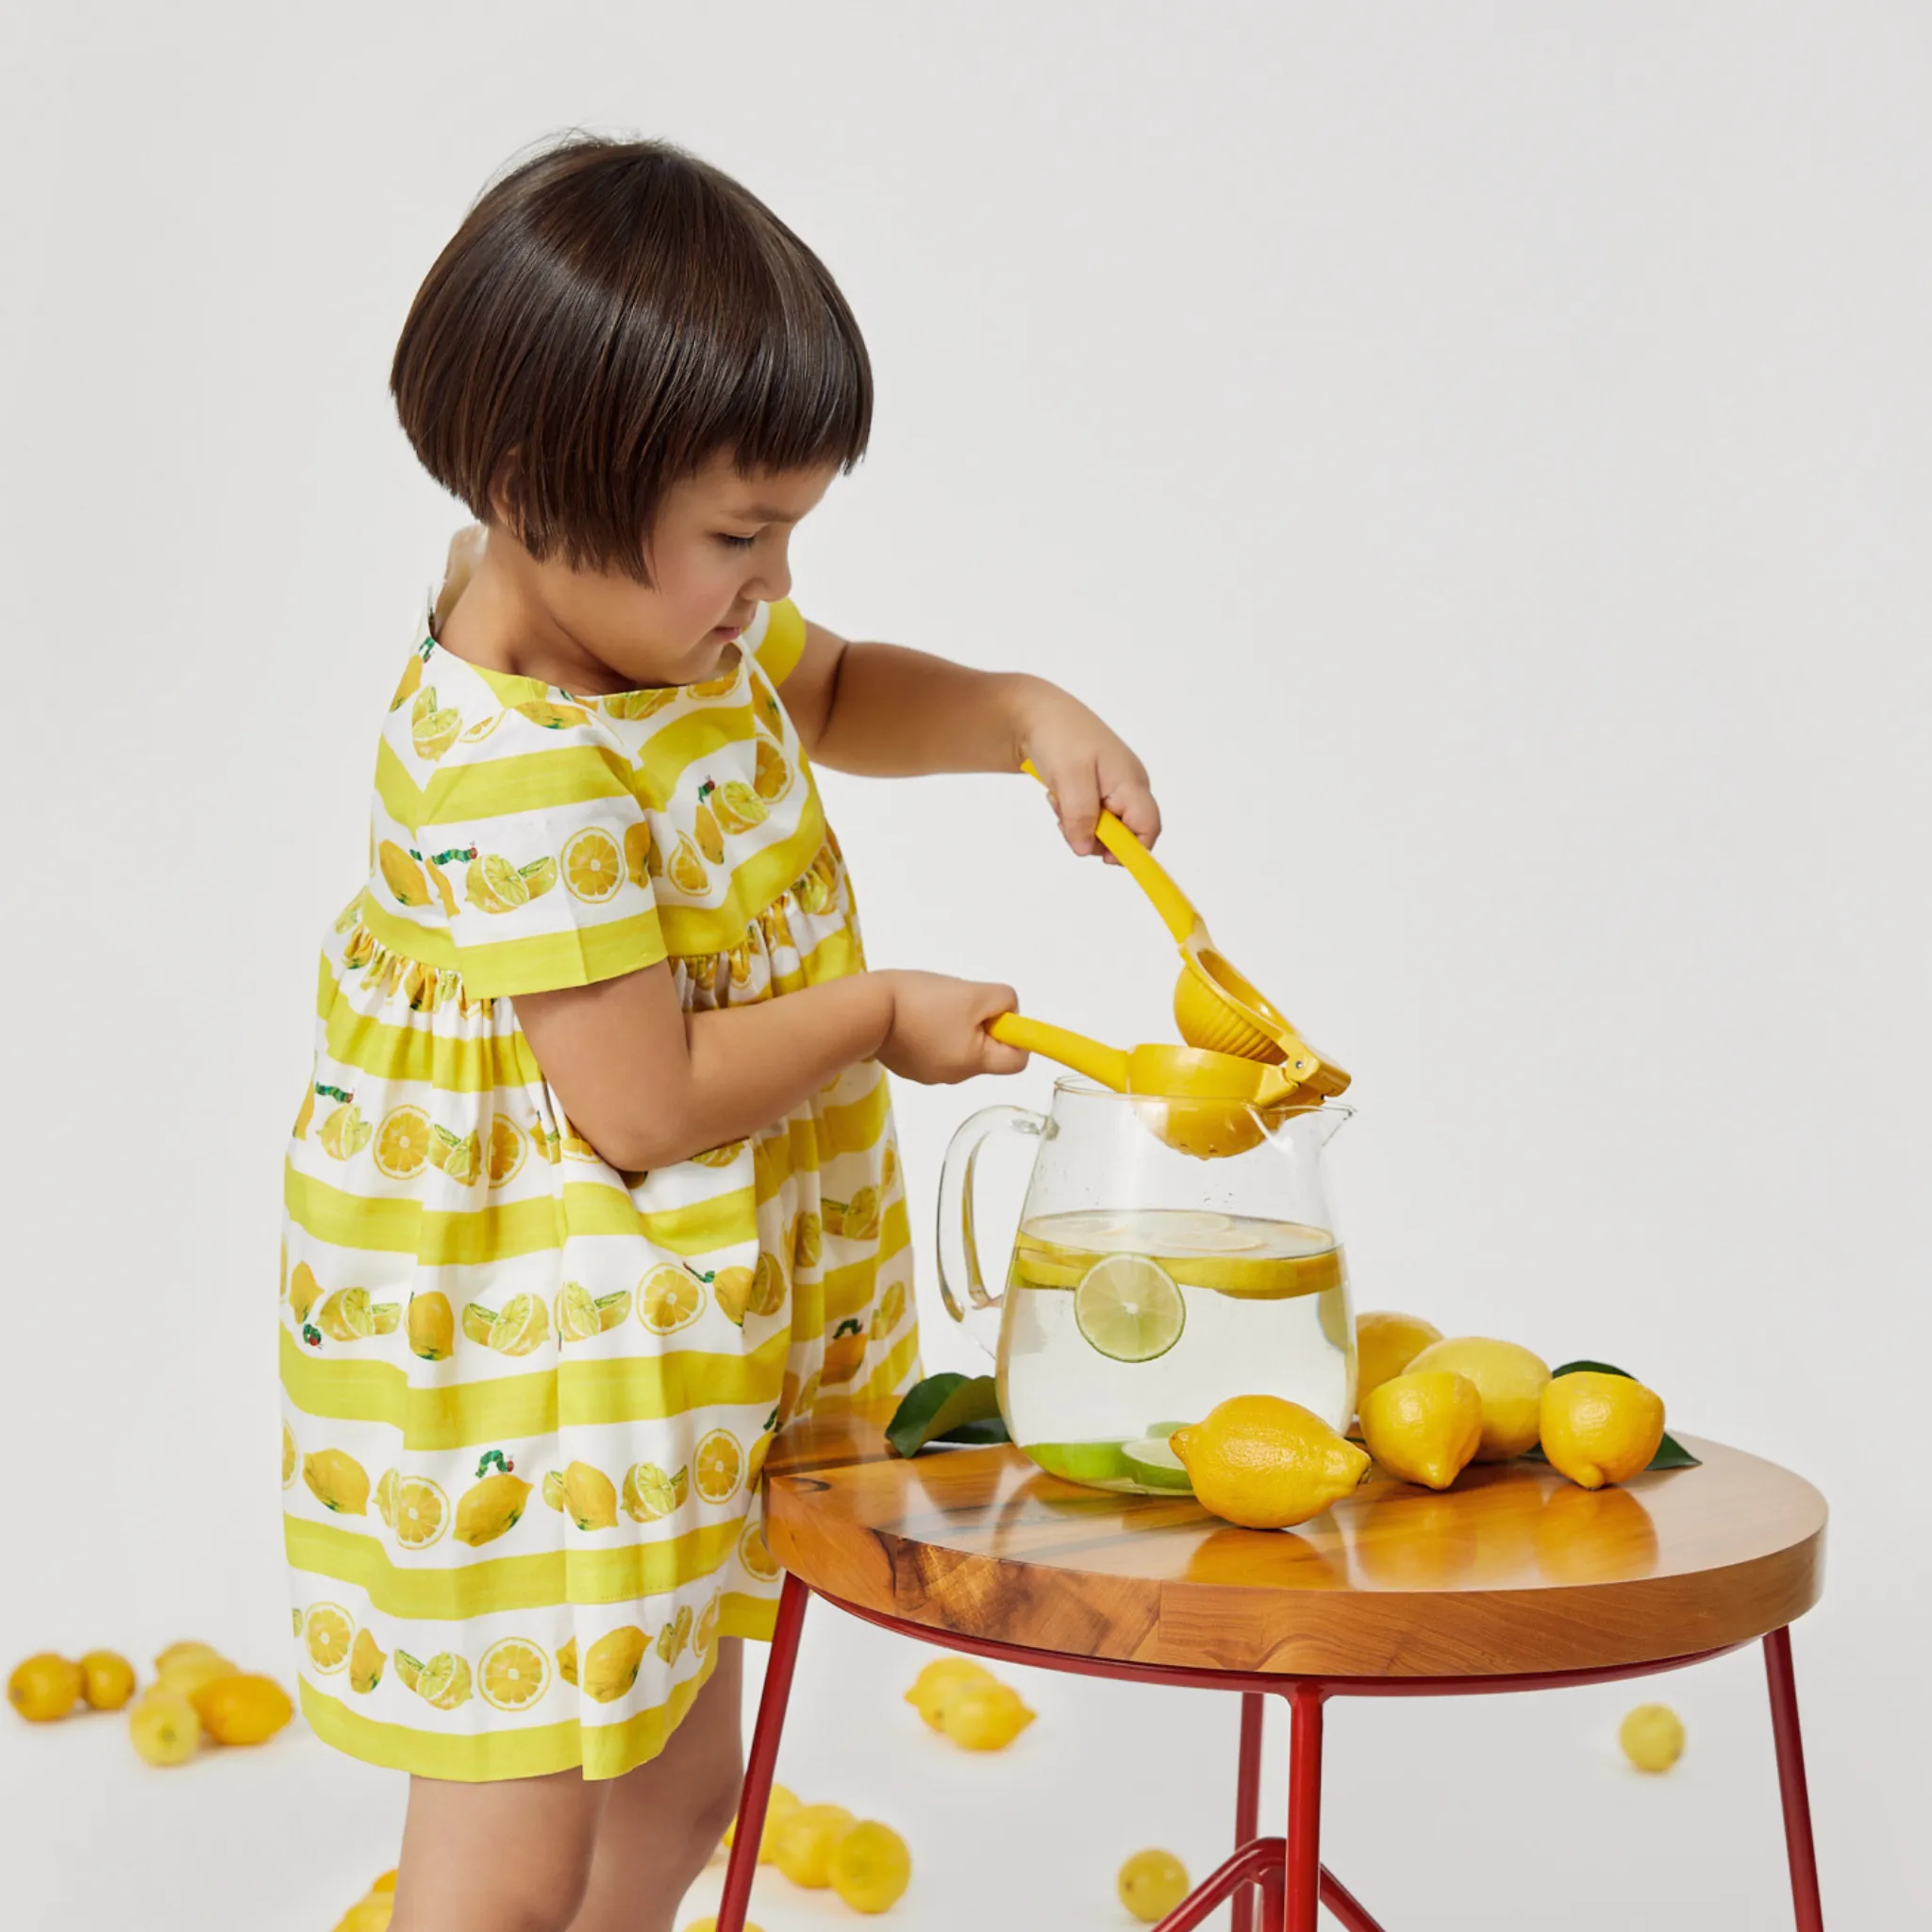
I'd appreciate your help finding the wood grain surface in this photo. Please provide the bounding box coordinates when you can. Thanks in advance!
[765,1401,1825,1677]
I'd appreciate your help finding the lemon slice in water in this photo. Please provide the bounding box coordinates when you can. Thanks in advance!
[1074,1255,1185,1363]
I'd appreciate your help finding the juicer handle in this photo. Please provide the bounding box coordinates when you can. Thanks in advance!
[989,1012,1129,1091]
[936,1105,1047,1341]
[1018,758,1199,944]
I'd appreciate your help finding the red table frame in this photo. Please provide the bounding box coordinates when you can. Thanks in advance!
[717,1572,1824,1931]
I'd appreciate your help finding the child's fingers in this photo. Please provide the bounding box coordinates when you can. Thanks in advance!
[1047,764,1104,857]
[1105,774,1162,850]
[982,1035,1030,1075]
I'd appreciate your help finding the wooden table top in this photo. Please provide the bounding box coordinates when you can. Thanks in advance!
[763,1401,1825,1678]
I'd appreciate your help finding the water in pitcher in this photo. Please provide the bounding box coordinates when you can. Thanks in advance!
[996,1207,1355,1494]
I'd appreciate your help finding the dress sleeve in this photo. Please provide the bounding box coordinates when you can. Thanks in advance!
[415,694,666,1001]
[746,597,808,686]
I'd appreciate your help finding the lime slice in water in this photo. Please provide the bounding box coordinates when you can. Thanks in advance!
[1074,1255,1186,1363]
[1122,1436,1194,1491]
[1026,1441,1132,1485]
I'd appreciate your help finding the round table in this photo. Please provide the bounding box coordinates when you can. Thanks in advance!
[718,1400,1827,1932]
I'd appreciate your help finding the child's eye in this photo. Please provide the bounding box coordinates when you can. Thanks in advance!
[717,533,758,550]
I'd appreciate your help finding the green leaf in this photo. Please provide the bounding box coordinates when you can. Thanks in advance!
[885,1373,1008,1458]
[1521,1361,1702,1471]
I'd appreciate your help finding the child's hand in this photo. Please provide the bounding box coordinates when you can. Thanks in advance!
[876,972,1028,1085]
[1015,685,1161,860]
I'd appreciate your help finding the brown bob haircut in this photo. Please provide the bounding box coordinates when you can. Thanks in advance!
[391,135,872,583]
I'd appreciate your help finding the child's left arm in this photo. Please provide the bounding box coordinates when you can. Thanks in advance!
[783,621,1161,858]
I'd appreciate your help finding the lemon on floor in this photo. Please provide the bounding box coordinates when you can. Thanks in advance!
[720,1779,800,1862]
[1119,1848,1191,1923]
[939,1679,1036,1751]
[829,1820,913,1913]
[8,1653,84,1723]
[127,1689,199,1766]
[773,1802,857,1887]
[905,1655,996,1732]
[1170,1394,1370,1529]
[1620,1703,1686,1772]
[78,1650,137,1711]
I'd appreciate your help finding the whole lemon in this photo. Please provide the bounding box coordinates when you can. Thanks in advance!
[773,1803,856,1888]
[331,1898,393,1932]
[192,1673,294,1745]
[827,1820,913,1913]
[128,1688,200,1766]
[1119,1849,1191,1923]
[1359,1371,1485,1490]
[904,1656,995,1733]
[8,1653,84,1723]
[78,1650,138,1711]
[1620,1702,1686,1773]
[1170,1394,1370,1529]
[1540,1372,1666,1490]
[1354,1311,1443,1413]
[152,1640,224,1674]
[157,1653,239,1703]
[722,1781,800,1862]
[1404,1338,1550,1461]
[939,1680,1036,1751]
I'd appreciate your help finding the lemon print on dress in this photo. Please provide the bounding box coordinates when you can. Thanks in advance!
[690,1138,746,1170]
[373,1105,432,1180]
[822,1187,880,1241]
[709,778,769,836]
[477,1115,525,1188]
[788,1212,824,1273]
[560,825,624,904]
[464,1291,549,1357]
[623,821,655,888]
[558,1462,619,1532]
[479,1638,551,1712]
[292,1086,315,1140]
[708,1265,755,1327]
[465,853,558,915]
[555,1280,631,1341]
[749,1252,786,1318]
[423,850,463,916]
[303,1604,356,1674]
[314,1287,383,1341]
[656,1604,694,1666]
[289,1262,323,1324]
[318,1102,373,1161]
[410,687,462,761]
[403,1651,473,1711]
[693,1429,744,1506]
[557,1637,577,1687]
[580,1626,647,1705]
[822,1318,867,1388]
[510,697,591,732]
[739,1514,783,1584]
[527,1116,564,1166]
[347,1626,386,1695]
[753,738,792,801]
[455,1455,532,1547]
[604,688,676,722]
[874,1279,908,1339]
[391,651,425,713]
[666,831,708,896]
[390,1474,450,1550]
[377,841,431,909]
[691,1591,722,1661]
[303,1449,370,1516]
[638,1264,705,1335]
[622,1461,689,1522]
[407,1291,454,1361]
[280,1423,297,1490]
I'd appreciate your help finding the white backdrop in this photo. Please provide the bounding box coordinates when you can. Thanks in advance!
[3,4,1926,1925]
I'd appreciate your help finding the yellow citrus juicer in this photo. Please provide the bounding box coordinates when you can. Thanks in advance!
[1013,759,1348,1091]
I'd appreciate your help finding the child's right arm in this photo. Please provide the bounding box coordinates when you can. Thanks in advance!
[515,963,1025,1172]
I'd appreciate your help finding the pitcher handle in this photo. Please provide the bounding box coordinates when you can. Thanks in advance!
[936,1105,1047,1331]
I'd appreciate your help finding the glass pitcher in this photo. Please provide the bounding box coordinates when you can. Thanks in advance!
[937,1078,1356,1494]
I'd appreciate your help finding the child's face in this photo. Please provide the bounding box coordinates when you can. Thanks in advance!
[516,452,838,690]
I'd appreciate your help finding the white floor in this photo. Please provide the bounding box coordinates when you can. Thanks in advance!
[5,1594,1886,1930]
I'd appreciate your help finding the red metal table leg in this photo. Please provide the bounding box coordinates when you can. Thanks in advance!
[1319,1865,1390,1932]
[1285,1684,1325,1932]
[1763,1626,1825,1931]
[717,1571,809,1932]
[1232,1693,1264,1932]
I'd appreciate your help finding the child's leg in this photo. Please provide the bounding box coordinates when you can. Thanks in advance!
[567,1637,747,1932]
[389,1764,607,1932]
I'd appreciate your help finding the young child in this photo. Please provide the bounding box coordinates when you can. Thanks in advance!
[280,135,1159,1932]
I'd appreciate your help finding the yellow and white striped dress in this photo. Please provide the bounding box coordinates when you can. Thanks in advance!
[279,549,919,1781]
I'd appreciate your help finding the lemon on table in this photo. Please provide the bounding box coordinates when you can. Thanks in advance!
[1359,1371,1485,1490]
[940,1679,1036,1751]
[1620,1702,1686,1773]
[905,1656,995,1732]
[1170,1394,1370,1530]
[1404,1337,1550,1462]
[1355,1310,1443,1413]
[78,1650,137,1711]
[1541,1372,1667,1490]
[191,1673,293,1745]
[828,1820,912,1913]
[127,1689,199,1766]
[1074,1254,1186,1362]
[8,1653,84,1722]
[1119,1848,1191,1923]
[723,1780,801,1861]
[774,1802,857,1887]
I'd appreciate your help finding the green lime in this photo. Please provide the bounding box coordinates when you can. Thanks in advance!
[1122,1436,1193,1491]
[1024,1441,1132,1485]
[1074,1255,1186,1363]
